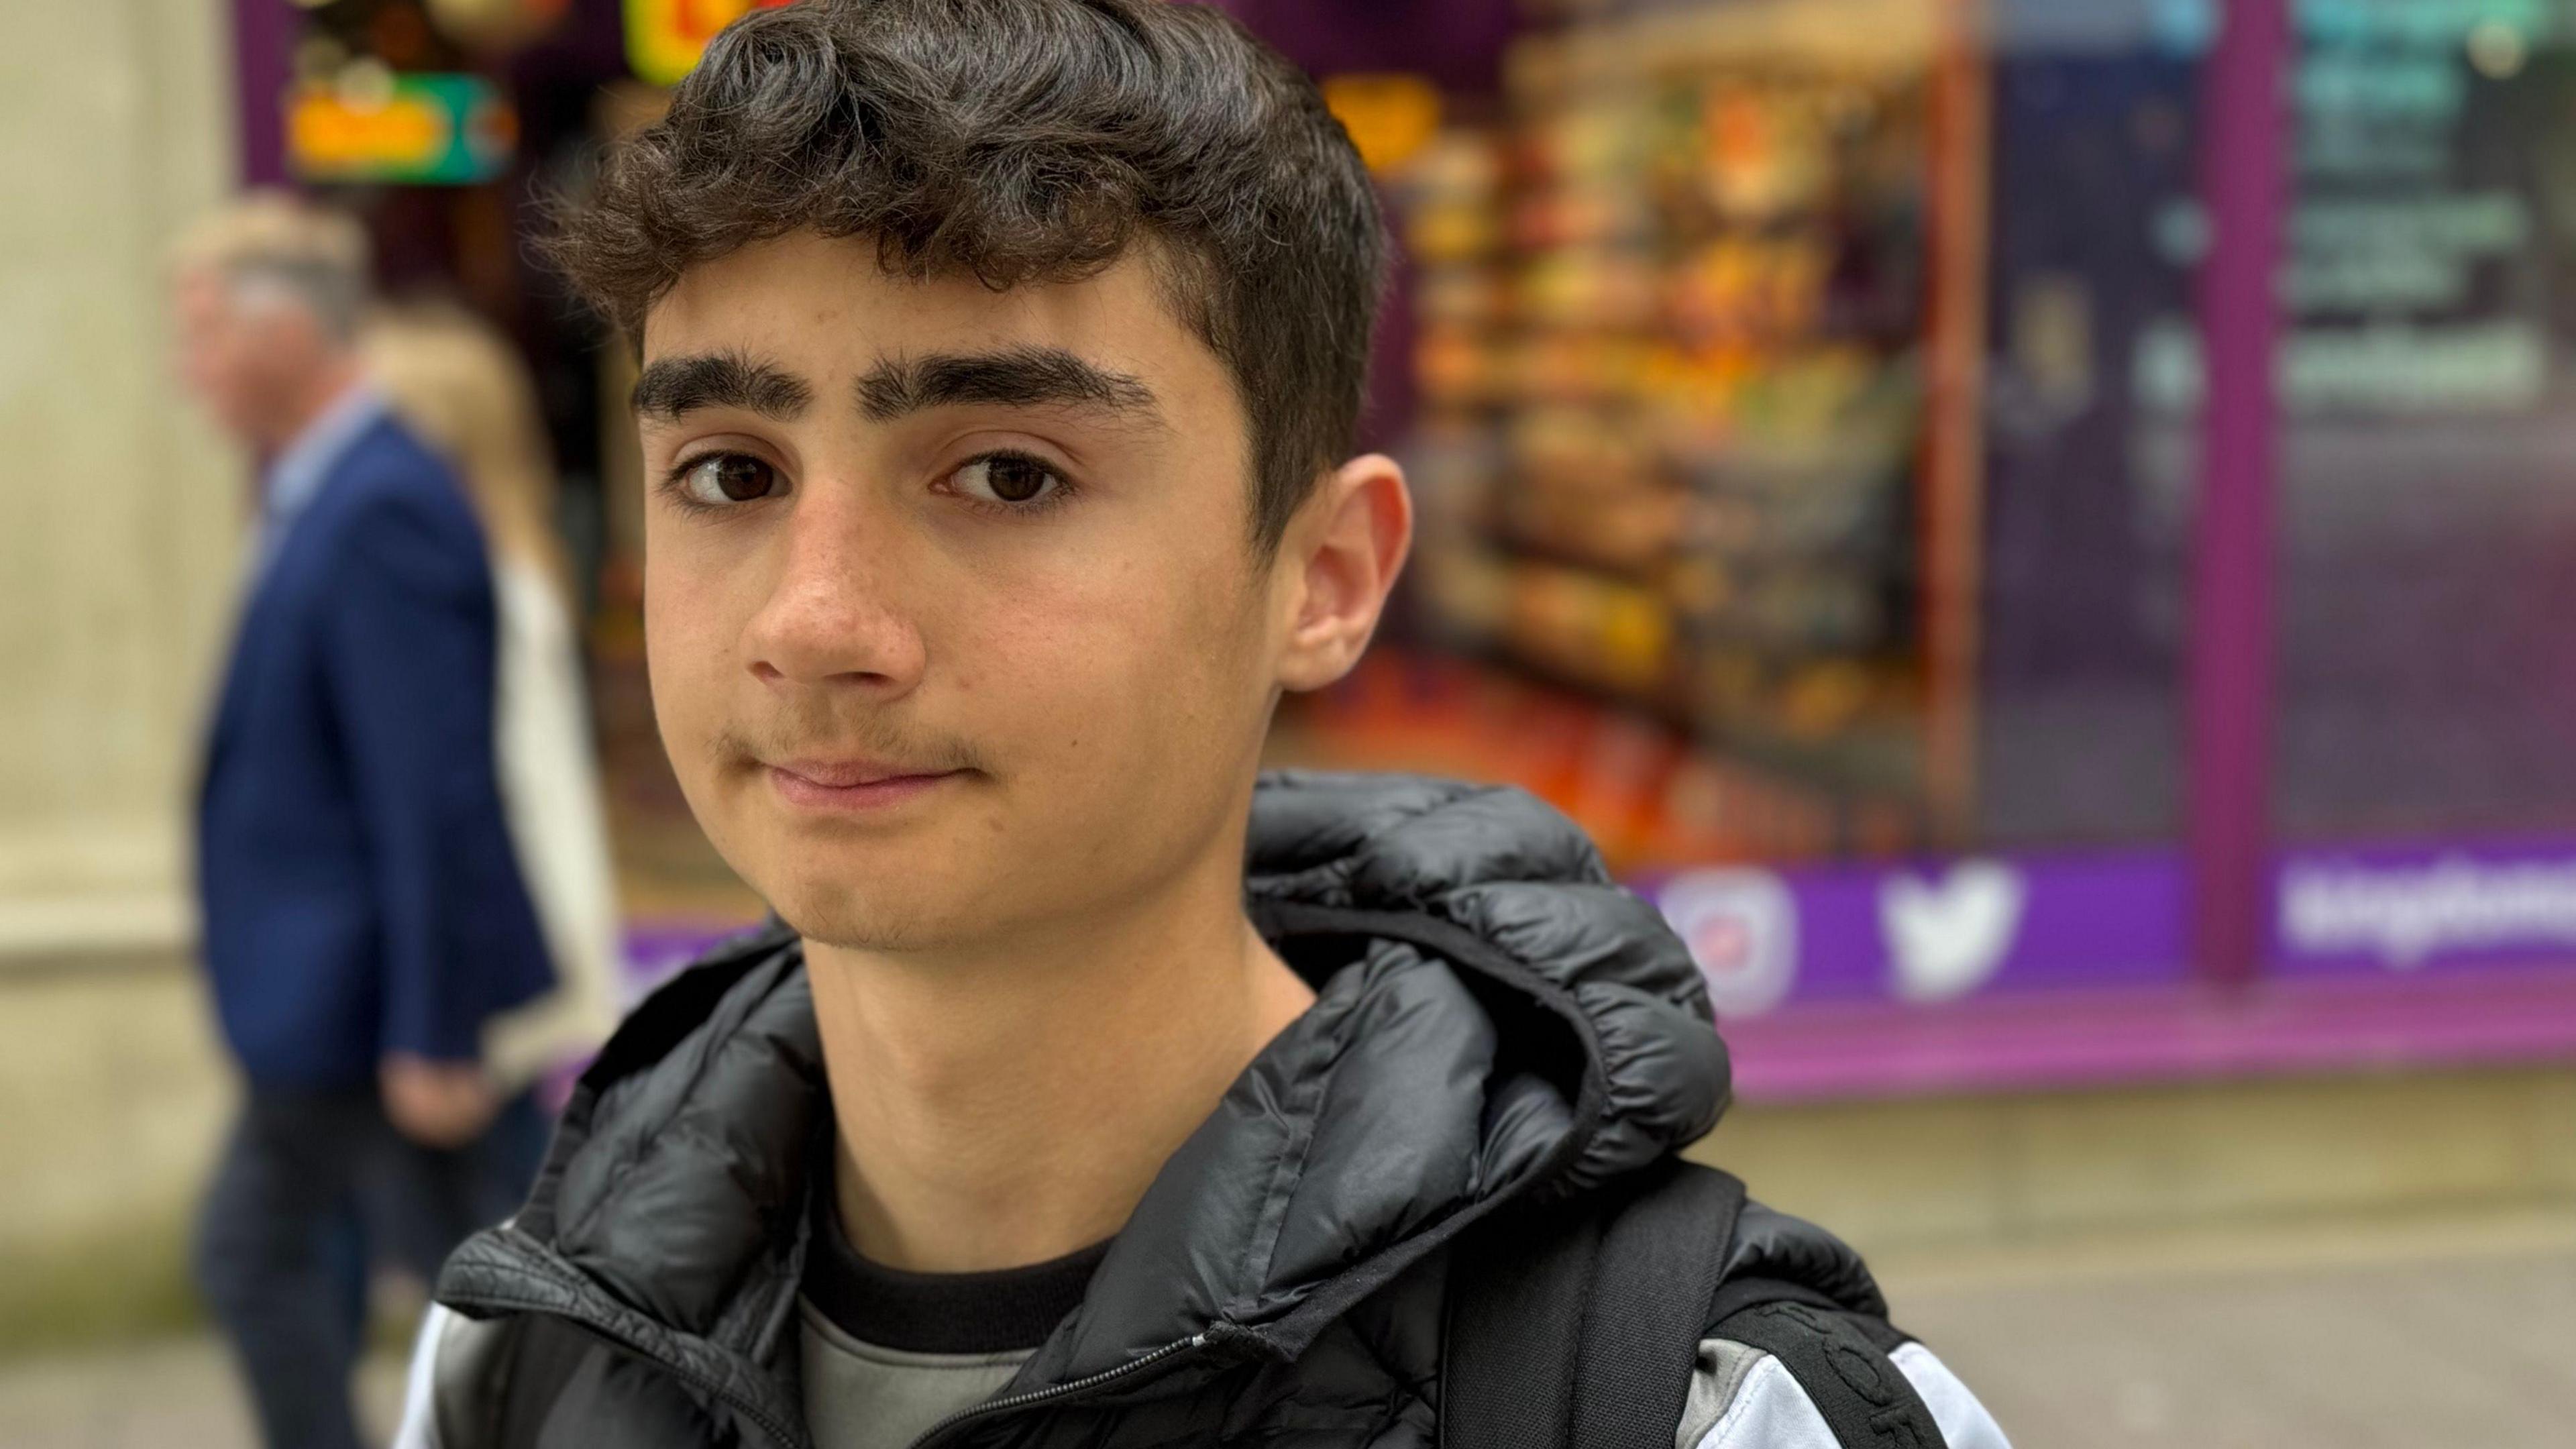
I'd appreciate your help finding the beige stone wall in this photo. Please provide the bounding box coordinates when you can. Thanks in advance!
[0,0,245,957]
[0,953,230,1351]
[0,1,244,1350]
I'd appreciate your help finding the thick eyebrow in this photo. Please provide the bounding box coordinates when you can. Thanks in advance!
[854,345,1163,428]
[631,350,814,421]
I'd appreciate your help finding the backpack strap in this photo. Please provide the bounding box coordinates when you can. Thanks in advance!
[1444,1161,1951,1449]
[1709,1296,1946,1449]
[1441,1159,1746,1449]
[1436,1193,1597,1449]
[1568,1161,1749,1446]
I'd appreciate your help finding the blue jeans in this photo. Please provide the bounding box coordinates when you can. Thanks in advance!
[194,1085,544,1449]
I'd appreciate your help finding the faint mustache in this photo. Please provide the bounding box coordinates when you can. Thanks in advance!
[713,720,989,778]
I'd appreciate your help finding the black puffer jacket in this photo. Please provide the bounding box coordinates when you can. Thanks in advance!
[423,773,1886,1447]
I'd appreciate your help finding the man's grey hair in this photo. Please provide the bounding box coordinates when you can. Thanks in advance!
[172,191,374,341]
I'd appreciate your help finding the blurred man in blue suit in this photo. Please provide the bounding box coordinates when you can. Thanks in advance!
[173,194,555,1449]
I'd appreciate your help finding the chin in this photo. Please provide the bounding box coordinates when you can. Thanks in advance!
[764,883,906,951]
[753,857,967,953]
[694,780,961,945]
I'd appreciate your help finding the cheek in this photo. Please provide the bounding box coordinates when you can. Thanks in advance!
[231,336,278,385]
[641,543,736,750]
[962,545,1260,777]
[191,341,244,398]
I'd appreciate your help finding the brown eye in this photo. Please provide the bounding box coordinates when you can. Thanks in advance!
[676,453,783,506]
[953,453,1064,506]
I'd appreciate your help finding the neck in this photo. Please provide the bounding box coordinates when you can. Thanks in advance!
[262,354,366,455]
[807,848,1316,1273]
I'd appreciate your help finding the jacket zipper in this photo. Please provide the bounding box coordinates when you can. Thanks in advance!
[907,1330,1215,1449]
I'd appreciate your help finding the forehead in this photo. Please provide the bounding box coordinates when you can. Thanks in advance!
[174,264,305,327]
[640,232,1232,418]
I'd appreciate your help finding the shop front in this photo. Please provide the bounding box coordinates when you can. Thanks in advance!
[1258,0,2576,1099]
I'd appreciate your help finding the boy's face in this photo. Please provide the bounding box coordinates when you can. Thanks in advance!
[637,231,1313,951]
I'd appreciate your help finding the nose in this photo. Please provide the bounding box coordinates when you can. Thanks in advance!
[741,489,928,696]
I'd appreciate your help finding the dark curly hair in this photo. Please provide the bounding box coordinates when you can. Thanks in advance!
[545,0,1386,553]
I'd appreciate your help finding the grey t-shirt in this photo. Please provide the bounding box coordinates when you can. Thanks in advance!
[798,1197,1110,1449]
[800,1304,1033,1449]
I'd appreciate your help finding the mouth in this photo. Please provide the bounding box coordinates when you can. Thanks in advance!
[764,759,969,813]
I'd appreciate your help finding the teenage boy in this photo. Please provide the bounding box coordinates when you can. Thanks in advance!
[399,3,2008,1446]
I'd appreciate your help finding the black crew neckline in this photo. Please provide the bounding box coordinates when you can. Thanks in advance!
[802,1183,1110,1356]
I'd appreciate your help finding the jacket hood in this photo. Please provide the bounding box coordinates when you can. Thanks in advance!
[439,771,1730,1435]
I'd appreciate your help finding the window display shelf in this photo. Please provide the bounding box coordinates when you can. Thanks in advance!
[1723,961,2576,1103]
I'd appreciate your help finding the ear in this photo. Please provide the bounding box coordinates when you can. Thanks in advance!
[1274,453,1413,694]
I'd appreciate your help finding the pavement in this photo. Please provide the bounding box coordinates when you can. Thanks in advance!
[2,1210,2568,1448]
[1884,1211,2576,1448]
[0,1338,406,1449]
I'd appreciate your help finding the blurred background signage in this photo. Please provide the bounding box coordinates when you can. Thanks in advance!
[287,71,515,185]
[625,0,796,86]
[1319,72,1444,174]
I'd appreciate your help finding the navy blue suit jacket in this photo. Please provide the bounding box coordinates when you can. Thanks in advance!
[199,415,555,1088]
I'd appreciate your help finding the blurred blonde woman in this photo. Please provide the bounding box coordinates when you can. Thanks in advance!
[364,303,622,1096]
